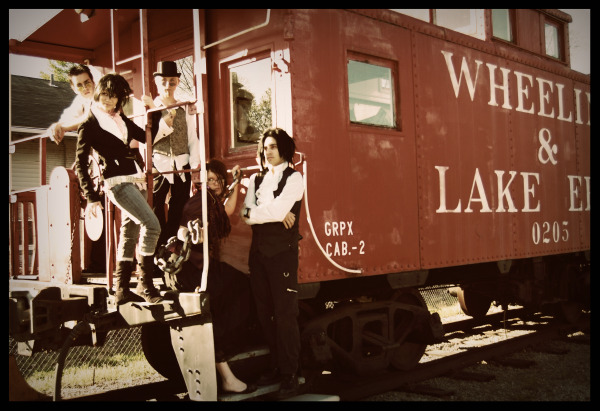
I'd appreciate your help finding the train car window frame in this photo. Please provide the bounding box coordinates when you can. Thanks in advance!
[390,9,430,23]
[347,53,398,130]
[543,17,564,61]
[491,9,515,43]
[433,9,486,40]
[224,52,273,150]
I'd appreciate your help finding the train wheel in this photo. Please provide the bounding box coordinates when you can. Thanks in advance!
[389,289,428,371]
[457,287,492,318]
[560,301,584,324]
[543,300,584,324]
[140,323,185,384]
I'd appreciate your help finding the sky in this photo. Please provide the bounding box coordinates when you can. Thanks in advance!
[9,9,590,77]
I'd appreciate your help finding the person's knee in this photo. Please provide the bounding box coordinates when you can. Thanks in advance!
[143,213,161,239]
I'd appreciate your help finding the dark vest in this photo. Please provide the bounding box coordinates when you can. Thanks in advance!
[250,167,302,258]
[151,106,190,157]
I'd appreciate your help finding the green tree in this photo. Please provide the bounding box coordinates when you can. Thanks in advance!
[248,88,272,136]
[40,60,71,82]
[175,56,195,101]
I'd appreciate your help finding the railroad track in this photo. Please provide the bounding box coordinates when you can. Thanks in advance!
[61,310,589,401]
[307,310,590,401]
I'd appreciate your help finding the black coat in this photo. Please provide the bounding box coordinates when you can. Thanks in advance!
[75,111,146,203]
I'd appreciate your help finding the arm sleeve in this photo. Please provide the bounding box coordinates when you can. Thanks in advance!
[125,116,147,144]
[57,96,88,129]
[74,125,101,203]
[241,174,257,224]
[246,172,304,225]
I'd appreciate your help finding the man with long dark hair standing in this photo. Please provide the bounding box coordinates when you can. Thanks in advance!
[240,128,304,399]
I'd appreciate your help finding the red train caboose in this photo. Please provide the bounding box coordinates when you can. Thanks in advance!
[9,9,589,401]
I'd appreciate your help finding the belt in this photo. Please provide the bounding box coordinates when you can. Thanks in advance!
[104,174,147,190]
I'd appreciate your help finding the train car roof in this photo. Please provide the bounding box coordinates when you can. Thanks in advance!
[9,9,138,63]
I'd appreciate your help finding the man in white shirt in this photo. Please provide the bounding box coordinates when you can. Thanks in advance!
[142,61,200,249]
[241,128,304,399]
[47,64,108,273]
[47,64,95,144]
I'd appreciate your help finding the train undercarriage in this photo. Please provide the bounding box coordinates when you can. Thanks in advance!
[9,247,589,401]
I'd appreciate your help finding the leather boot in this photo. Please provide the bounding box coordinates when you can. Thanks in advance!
[136,255,164,303]
[113,261,144,305]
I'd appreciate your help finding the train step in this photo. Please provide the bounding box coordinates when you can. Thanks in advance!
[217,376,306,401]
[227,346,270,362]
[282,393,340,401]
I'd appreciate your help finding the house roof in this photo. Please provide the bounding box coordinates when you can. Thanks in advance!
[10,75,76,130]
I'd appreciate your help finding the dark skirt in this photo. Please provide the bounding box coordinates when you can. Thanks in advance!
[175,258,258,362]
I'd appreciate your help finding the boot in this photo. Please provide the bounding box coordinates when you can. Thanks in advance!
[113,261,144,305]
[136,255,164,303]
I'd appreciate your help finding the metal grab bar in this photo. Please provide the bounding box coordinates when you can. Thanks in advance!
[203,9,270,50]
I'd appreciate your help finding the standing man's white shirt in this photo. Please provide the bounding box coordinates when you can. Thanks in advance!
[243,161,304,224]
[59,94,91,126]
[151,96,200,184]
[49,95,92,143]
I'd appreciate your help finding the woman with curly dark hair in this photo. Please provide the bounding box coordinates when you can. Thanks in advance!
[168,159,255,394]
[75,73,162,305]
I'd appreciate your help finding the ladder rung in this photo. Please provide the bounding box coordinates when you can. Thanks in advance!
[116,54,142,66]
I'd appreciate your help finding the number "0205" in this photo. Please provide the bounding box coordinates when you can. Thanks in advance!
[531,221,569,244]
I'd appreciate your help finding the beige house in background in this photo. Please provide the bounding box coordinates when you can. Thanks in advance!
[10,75,78,192]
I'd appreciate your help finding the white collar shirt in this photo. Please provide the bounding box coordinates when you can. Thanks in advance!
[91,104,127,144]
[58,94,92,128]
[243,161,304,225]
[150,96,200,184]
[90,104,142,176]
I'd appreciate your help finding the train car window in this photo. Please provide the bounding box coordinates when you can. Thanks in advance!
[390,9,430,22]
[492,9,514,42]
[228,56,272,148]
[174,55,195,102]
[347,60,395,128]
[434,9,486,40]
[544,19,562,59]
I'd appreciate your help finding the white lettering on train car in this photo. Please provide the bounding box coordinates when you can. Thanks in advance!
[435,166,540,213]
[441,50,591,126]
[439,50,590,245]
[324,221,365,256]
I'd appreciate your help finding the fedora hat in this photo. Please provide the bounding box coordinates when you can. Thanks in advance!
[153,61,181,78]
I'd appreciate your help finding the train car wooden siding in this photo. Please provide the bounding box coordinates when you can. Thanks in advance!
[416,36,590,268]
[223,9,590,283]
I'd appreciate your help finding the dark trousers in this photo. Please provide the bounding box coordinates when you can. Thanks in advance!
[249,248,300,375]
[153,164,191,248]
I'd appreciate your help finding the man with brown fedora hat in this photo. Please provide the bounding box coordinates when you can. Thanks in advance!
[142,60,199,257]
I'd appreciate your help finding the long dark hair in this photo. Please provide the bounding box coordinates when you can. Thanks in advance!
[257,127,296,173]
[207,159,228,200]
[93,73,133,113]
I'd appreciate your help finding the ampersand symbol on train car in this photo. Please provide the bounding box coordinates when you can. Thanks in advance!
[537,128,558,165]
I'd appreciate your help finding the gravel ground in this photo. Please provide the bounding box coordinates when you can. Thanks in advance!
[363,332,590,402]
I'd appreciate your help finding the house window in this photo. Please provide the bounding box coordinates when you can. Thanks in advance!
[228,56,272,148]
[347,58,396,128]
[492,9,513,42]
